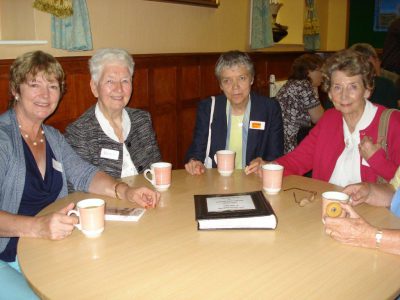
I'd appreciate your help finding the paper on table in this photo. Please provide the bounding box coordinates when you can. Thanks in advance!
[206,195,256,212]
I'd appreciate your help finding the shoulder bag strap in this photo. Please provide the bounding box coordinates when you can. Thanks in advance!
[377,108,395,183]
[204,96,215,166]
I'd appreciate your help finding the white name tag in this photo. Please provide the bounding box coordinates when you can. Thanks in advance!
[52,159,63,172]
[249,121,265,130]
[100,148,119,160]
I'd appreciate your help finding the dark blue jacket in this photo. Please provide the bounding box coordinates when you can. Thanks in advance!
[185,92,284,167]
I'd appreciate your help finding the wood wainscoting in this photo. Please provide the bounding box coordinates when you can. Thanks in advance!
[0,52,305,169]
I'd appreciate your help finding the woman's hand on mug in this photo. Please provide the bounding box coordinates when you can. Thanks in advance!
[185,159,205,175]
[33,202,78,240]
[324,204,376,249]
[125,187,160,208]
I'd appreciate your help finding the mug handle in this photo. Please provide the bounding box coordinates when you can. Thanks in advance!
[143,169,155,185]
[67,210,82,230]
[214,154,218,165]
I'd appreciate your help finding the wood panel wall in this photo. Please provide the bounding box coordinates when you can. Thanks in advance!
[0,52,306,169]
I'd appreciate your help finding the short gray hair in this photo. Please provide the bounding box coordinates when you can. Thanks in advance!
[215,50,254,82]
[89,48,134,83]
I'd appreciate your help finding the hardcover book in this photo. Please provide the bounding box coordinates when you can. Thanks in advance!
[105,206,146,222]
[194,191,277,230]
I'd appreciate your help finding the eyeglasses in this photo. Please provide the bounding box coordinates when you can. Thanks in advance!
[283,187,317,207]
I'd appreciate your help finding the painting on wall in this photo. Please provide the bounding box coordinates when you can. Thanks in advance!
[146,0,219,7]
[374,0,400,31]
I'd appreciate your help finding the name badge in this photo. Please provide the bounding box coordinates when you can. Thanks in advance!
[100,148,120,160]
[249,121,265,130]
[52,159,63,172]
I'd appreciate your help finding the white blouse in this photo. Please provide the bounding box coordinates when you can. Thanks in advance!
[329,100,378,187]
[95,104,138,177]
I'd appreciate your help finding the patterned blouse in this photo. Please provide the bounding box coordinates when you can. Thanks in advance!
[276,79,321,154]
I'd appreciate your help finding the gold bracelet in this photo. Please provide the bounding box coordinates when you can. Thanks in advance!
[114,182,127,200]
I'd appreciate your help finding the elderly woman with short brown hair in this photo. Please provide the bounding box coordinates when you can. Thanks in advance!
[275,49,400,186]
[0,50,159,298]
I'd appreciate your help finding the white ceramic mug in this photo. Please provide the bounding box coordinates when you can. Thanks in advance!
[67,198,105,238]
[144,162,172,191]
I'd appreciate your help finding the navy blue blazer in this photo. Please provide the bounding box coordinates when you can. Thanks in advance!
[185,92,284,167]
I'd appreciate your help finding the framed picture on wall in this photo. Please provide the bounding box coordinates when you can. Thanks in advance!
[146,0,219,7]
[373,0,400,31]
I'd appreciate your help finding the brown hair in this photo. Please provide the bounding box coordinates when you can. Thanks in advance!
[289,53,323,81]
[321,49,375,93]
[9,50,65,108]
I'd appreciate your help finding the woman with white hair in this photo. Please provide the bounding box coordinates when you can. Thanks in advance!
[65,48,161,178]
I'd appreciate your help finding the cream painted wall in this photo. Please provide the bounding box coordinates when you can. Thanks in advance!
[1,0,251,59]
[0,0,347,59]
[326,0,348,51]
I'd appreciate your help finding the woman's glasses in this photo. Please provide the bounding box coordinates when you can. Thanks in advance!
[283,187,317,207]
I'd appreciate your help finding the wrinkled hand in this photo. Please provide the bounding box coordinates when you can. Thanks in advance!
[33,203,77,240]
[185,159,205,175]
[324,204,376,249]
[359,136,382,160]
[125,187,160,208]
[342,182,371,206]
[244,157,266,176]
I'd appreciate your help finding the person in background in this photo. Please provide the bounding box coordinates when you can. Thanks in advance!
[0,51,159,299]
[276,53,324,154]
[381,17,400,75]
[350,43,399,109]
[184,50,284,175]
[273,49,400,187]
[65,48,161,179]
[324,181,400,255]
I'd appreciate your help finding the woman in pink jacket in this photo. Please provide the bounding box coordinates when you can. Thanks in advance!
[275,49,400,187]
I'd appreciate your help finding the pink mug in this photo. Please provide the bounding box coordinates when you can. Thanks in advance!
[144,162,172,191]
[262,164,284,194]
[67,198,105,238]
[214,150,235,176]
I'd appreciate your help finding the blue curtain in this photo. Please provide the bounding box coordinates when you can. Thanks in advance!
[304,0,320,50]
[51,0,93,51]
[250,0,274,49]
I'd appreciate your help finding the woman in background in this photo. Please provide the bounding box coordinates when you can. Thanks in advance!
[276,53,324,153]
[0,51,159,299]
[65,48,161,178]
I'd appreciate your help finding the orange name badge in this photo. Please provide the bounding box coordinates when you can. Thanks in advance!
[249,121,265,130]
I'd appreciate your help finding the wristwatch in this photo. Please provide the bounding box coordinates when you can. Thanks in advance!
[375,230,383,249]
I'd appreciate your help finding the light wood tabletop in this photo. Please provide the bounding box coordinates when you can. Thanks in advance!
[18,170,400,300]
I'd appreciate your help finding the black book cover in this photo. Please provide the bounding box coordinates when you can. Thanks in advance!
[194,191,277,230]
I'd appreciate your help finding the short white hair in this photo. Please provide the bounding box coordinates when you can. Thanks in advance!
[89,48,134,83]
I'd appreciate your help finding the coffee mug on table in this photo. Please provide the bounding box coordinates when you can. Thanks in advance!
[214,150,235,176]
[144,162,172,191]
[321,191,349,218]
[67,198,105,238]
[262,164,284,194]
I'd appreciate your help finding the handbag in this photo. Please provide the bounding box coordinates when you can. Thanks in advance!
[203,96,215,168]
[377,108,396,183]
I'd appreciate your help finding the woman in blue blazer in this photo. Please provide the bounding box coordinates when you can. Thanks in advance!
[185,51,284,175]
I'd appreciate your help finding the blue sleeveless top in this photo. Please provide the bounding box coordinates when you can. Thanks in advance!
[0,140,63,262]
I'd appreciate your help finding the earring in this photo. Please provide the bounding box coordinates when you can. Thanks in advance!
[15,96,19,101]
